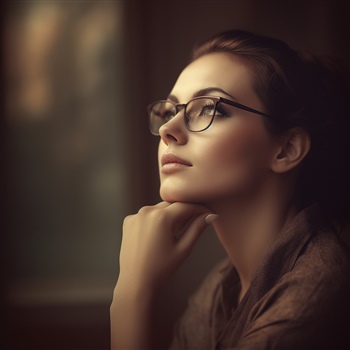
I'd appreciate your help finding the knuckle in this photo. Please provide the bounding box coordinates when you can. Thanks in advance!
[124,204,171,229]
[137,205,153,215]
[122,214,134,227]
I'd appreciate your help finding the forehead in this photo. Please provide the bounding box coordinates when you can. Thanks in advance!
[169,52,257,103]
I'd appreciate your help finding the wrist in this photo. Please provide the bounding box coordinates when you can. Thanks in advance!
[112,276,158,308]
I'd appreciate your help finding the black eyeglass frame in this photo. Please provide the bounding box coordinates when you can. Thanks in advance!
[147,95,274,135]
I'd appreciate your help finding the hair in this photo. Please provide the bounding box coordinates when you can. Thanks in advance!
[191,29,350,229]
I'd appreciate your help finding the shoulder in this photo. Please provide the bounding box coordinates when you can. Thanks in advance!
[242,228,350,349]
[293,226,350,289]
[252,227,350,319]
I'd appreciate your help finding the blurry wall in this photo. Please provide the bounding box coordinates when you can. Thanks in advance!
[3,2,126,349]
[2,1,349,350]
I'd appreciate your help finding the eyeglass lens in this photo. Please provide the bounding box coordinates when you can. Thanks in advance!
[149,97,216,135]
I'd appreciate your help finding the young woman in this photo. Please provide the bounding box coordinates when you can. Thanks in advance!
[110,30,350,349]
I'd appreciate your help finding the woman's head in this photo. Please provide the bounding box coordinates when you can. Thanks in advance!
[157,52,281,207]
[154,29,350,228]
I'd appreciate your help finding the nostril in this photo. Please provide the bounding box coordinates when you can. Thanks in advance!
[166,134,178,142]
[161,134,177,145]
[161,136,168,146]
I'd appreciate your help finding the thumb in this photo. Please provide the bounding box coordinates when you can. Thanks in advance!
[177,213,218,253]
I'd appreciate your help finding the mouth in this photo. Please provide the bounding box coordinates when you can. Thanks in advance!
[161,153,192,173]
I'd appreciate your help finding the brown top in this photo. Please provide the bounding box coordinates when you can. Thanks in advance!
[169,204,350,349]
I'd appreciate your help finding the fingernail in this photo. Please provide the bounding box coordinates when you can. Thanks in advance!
[205,214,218,224]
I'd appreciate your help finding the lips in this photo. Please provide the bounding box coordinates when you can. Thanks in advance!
[161,153,192,167]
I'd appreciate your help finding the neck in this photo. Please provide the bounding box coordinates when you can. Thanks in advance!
[208,185,299,302]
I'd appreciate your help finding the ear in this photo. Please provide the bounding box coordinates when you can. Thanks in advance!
[271,127,311,174]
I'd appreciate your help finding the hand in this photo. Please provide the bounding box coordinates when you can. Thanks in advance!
[117,201,217,295]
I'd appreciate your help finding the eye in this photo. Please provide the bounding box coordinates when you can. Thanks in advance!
[163,110,175,121]
[198,102,228,118]
[187,99,214,118]
[153,102,176,121]
[198,102,215,117]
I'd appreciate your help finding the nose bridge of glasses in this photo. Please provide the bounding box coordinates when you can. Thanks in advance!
[174,103,187,116]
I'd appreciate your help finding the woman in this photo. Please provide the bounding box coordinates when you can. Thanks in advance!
[110,30,350,349]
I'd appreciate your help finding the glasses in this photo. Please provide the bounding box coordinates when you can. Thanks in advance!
[147,96,273,135]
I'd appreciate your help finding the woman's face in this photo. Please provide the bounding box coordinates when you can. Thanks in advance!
[158,52,277,207]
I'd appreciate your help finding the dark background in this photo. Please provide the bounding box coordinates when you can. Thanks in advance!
[2,1,350,349]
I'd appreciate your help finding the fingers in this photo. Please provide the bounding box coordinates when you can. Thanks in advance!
[177,213,217,253]
[137,201,212,227]
[137,201,170,215]
[154,201,171,208]
[165,202,215,239]
[119,201,218,292]
[132,201,216,244]
[164,201,213,227]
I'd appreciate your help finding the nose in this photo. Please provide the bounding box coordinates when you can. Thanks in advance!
[159,110,188,145]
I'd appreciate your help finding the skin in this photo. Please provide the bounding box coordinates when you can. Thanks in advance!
[158,53,275,206]
[110,52,311,349]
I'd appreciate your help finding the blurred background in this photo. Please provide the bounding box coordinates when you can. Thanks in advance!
[2,1,349,349]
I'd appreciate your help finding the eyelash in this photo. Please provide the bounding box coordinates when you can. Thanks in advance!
[200,102,229,117]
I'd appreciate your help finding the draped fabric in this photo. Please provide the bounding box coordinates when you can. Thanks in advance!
[170,204,350,349]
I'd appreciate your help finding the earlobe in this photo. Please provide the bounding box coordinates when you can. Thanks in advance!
[271,127,311,174]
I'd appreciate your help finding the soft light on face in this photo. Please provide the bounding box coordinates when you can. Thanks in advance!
[158,52,277,207]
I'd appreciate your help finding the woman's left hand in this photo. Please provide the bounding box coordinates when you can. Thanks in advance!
[117,201,216,294]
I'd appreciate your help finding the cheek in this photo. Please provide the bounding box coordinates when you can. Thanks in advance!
[158,120,275,203]
[208,123,271,169]
[196,124,274,195]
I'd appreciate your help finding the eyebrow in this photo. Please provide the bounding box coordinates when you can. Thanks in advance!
[167,87,237,103]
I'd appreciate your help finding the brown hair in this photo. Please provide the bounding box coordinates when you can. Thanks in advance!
[192,29,350,228]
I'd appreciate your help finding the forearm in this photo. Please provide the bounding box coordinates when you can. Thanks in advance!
[111,202,214,349]
[110,283,157,350]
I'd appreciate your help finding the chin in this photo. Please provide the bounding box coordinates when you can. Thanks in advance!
[159,181,250,207]
[160,191,187,203]
[159,185,217,205]
[160,187,198,203]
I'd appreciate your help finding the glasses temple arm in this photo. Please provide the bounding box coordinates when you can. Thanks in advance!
[219,97,272,118]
